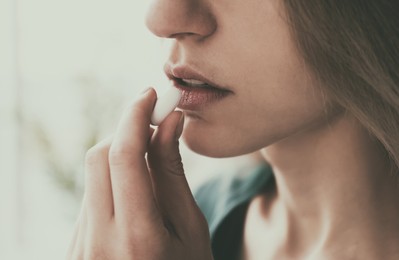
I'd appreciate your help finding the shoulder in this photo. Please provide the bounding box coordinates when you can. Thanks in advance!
[193,163,273,237]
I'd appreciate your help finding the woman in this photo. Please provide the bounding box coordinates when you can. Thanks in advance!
[67,0,399,259]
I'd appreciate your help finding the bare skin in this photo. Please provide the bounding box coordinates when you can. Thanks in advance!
[67,0,399,259]
[67,90,214,260]
[146,0,399,259]
[242,114,399,259]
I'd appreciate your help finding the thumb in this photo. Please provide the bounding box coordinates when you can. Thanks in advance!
[148,112,203,232]
[148,111,185,176]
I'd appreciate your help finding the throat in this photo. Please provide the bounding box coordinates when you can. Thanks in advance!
[241,184,399,260]
[242,114,399,259]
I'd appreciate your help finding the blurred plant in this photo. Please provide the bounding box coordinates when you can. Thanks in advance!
[31,73,124,200]
[32,124,78,193]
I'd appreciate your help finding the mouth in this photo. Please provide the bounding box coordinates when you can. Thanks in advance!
[164,64,233,110]
[176,78,217,89]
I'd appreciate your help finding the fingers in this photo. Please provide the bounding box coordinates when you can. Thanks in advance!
[84,136,114,222]
[149,111,184,174]
[68,88,209,259]
[109,88,162,227]
[67,197,88,260]
[68,89,213,260]
[148,112,202,232]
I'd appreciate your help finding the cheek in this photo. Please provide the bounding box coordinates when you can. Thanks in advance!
[181,1,334,157]
[180,53,333,158]
[181,82,333,158]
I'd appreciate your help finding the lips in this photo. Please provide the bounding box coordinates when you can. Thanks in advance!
[164,64,232,110]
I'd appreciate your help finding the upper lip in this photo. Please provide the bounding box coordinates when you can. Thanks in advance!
[164,63,231,92]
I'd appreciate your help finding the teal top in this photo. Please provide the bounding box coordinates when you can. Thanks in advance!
[194,164,274,260]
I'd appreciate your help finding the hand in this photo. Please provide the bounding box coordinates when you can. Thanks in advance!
[67,88,213,260]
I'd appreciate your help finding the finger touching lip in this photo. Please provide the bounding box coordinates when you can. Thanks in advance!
[164,63,233,110]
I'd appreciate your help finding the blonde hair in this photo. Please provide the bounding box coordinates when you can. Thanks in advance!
[283,0,399,171]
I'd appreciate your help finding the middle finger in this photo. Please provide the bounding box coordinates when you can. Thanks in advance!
[109,89,162,227]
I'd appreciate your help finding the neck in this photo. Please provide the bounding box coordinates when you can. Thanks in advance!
[257,113,399,258]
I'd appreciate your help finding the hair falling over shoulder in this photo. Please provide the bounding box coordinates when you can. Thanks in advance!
[283,0,399,173]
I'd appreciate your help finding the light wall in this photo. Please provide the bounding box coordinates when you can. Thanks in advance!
[0,1,254,259]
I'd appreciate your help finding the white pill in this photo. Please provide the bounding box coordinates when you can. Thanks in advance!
[151,87,182,126]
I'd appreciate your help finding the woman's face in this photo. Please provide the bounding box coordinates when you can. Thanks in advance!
[146,0,335,158]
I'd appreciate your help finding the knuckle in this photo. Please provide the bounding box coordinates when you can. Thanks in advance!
[85,143,109,166]
[165,155,184,175]
[149,152,183,175]
[108,145,138,166]
[169,153,183,168]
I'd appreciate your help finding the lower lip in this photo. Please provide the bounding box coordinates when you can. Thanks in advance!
[173,80,232,110]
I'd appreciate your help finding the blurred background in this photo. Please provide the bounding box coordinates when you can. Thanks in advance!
[0,0,256,259]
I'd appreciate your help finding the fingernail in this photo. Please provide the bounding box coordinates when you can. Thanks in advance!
[175,113,185,140]
[140,87,152,95]
[136,87,155,103]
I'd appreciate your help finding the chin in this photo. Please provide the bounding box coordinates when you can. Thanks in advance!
[180,115,303,158]
[181,127,266,158]
[182,136,234,158]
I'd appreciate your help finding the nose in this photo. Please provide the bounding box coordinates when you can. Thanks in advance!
[145,0,216,40]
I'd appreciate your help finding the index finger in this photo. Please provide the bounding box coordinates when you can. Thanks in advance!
[109,88,161,226]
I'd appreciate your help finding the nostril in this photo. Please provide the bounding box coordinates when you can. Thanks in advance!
[169,32,197,39]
